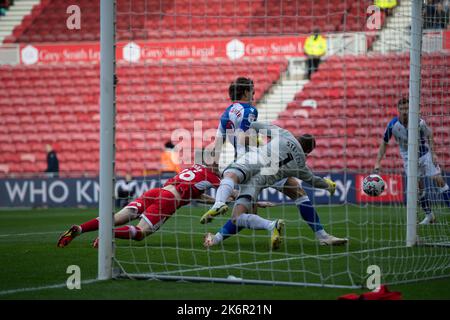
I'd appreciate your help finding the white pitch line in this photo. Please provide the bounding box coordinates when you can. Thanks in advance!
[0,231,60,238]
[0,279,99,296]
[155,245,408,276]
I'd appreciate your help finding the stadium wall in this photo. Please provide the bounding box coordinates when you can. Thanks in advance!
[1,173,448,208]
[1,30,448,66]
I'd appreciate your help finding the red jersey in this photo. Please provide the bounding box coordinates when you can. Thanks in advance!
[163,164,221,206]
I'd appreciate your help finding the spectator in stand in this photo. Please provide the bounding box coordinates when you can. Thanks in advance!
[424,0,449,29]
[116,173,137,209]
[423,0,436,29]
[0,0,10,16]
[160,140,181,175]
[435,2,450,29]
[44,144,59,178]
[303,28,327,80]
[375,0,398,15]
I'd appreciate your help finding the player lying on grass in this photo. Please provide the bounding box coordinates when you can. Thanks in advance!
[203,121,348,249]
[374,97,450,225]
[206,77,347,246]
[57,164,274,248]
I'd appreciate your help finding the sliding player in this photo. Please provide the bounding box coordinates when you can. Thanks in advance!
[374,97,450,224]
[204,121,347,249]
[57,163,273,248]
[57,164,219,247]
[205,77,347,246]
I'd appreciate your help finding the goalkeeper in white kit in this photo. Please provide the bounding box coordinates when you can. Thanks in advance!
[203,121,348,249]
[204,77,347,247]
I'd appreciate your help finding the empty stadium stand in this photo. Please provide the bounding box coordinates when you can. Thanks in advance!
[275,52,450,172]
[0,58,288,176]
[1,1,448,177]
[4,0,381,43]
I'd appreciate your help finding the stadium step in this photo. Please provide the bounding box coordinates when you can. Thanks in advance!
[0,0,42,44]
[371,0,412,53]
[257,74,309,122]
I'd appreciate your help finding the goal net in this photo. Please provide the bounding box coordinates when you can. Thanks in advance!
[109,0,450,288]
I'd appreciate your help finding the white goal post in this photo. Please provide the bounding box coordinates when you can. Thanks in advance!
[98,0,116,280]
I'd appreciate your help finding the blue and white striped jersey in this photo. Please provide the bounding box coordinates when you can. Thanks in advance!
[217,102,258,158]
[383,117,432,160]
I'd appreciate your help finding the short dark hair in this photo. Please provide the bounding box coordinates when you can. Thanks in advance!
[299,134,316,155]
[228,77,254,101]
[165,141,175,149]
[397,97,409,108]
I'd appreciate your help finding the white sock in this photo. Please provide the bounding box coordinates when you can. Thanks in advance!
[213,233,223,244]
[235,213,274,230]
[315,229,329,239]
[213,177,235,207]
[128,225,137,238]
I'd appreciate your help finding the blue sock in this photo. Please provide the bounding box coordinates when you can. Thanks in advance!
[296,197,324,232]
[219,219,243,241]
[439,185,450,208]
[419,192,432,215]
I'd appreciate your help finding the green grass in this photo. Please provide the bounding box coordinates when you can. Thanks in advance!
[0,206,449,300]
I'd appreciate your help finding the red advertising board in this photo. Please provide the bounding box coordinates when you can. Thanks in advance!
[20,42,100,65]
[356,174,404,203]
[444,30,450,51]
[19,35,306,65]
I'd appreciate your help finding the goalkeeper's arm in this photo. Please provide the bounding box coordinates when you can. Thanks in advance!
[297,166,336,196]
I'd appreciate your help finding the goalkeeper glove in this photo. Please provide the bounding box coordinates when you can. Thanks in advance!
[323,178,336,196]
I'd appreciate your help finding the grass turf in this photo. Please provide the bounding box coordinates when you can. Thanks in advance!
[0,206,449,300]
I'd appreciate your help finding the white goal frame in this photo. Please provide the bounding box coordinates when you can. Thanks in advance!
[97,0,448,285]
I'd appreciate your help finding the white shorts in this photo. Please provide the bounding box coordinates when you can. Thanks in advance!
[272,177,302,191]
[235,176,303,210]
[403,152,441,178]
[224,150,272,184]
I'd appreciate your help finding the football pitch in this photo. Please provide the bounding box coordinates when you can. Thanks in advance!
[0,206,449,300]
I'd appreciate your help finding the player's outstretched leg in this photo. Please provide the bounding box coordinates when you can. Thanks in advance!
[57,217,100,247]
[57,225,82,248]
[281,178,348,246]
[203,219,244,248]
[57,207,141,248]
[93,206,173,248]
[296,196,348,246]
[234,213,285,250]
[93,225,146,248]
[200,174,237,224]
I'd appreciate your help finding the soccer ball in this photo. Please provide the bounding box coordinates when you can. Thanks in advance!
[362,174,385,197]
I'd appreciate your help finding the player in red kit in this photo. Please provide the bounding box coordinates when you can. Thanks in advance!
[57,164,223,247]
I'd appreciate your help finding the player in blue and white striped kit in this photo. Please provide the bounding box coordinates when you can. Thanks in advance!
[216,86,258,159]
[203,77,347,247]
[374,97,450,224]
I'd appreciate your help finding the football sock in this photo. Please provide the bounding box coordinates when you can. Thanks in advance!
[215,219,243,243]
[235,213,274,230]
[213,177,235,206]
[419,192,433,215]
[439,184,450,208]
[80,218,99,233]
[114,225,143,240]
[295,196,324,232]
